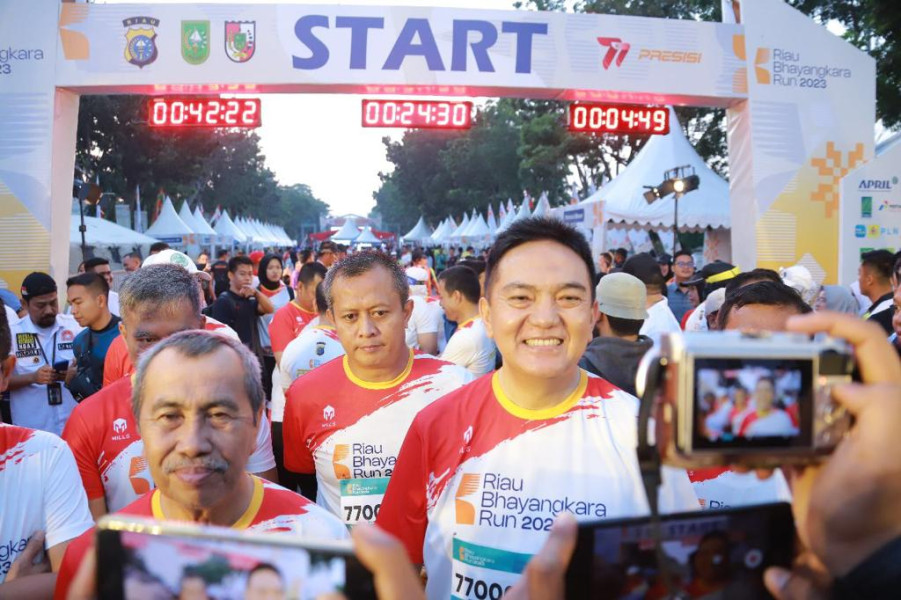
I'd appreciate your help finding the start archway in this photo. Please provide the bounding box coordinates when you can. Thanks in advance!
[0,0,875,292]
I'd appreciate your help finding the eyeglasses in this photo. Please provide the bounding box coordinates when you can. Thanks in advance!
[675,261,694,267]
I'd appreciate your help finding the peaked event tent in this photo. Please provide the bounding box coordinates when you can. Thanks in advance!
[448,214,471,239]
[582,107,730,230]
[145,196,194,243]
[70,216,158,246]
[192,207,219,237]
[403,217,433,243]
[354,226,382,245]
[331,219,362,242]
[214,211,247,243]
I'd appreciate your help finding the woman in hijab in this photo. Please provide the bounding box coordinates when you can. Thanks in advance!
[814,285,861,314]
[257,253,294,399]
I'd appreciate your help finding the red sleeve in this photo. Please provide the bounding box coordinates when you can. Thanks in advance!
[738,413,755,436]
[376,418,428,564]
[282,380,315,474]
[680,308,694,330]
[269,306,293,355]
[61,403,105,500]
[102,337,130,388]
[53,528,93,600]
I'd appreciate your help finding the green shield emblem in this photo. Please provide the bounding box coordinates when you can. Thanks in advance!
[181,20,210,65]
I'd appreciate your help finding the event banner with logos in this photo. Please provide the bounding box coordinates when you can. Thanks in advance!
[838,142,901,284]
[0,0,877,294]
[730,0,875,284]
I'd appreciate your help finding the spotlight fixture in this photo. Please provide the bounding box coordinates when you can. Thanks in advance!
[641,166,701,255]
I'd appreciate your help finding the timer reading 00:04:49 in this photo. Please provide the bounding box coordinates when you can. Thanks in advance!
[567,103,669,135]
[362,100,473,129]
[148,98,262,128]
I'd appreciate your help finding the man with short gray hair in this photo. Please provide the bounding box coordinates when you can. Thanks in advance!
[63,265,276,521]
[55,330,348,598]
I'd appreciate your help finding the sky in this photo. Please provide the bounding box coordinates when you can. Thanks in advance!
[106,0,522,218]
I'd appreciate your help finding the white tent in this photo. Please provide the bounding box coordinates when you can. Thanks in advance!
[514,201,532,222]
[583,107,730,230]
[403,216,433,243]
[448,214,471,240]
[71,216,158,246]
[145,196,194,244]
[191,207,218,236]
[354,226,381,245]
[487,205,499,233]
[506,198,515,214]
[178,202,215,252]
[214,211,246,243]
[431,217,454,244]
[531,193,551,218]
[463,213,491,241]
[235,217,259,245]
[331,219,361,243]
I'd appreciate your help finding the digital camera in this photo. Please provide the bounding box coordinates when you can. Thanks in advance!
[638,331,854,468]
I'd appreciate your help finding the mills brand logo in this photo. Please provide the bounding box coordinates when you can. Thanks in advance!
[113,418,127,435]
[333,444,351,480]
[597,37,630,69]
[323,405,335,421]
[454,473,481,525]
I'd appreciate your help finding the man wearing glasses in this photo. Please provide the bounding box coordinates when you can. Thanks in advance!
[667,250,698,323]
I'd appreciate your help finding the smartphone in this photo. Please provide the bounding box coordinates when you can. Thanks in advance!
[53,359,69,373]
[96,516,376,600]
[565,503,794,599]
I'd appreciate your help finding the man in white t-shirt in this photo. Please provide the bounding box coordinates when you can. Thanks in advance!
[437,266,496,376]
[0,299,93,597]
[7,272,83,436]
[279,282,345,391]
[623,254,681,344]
[404,266,443,355]
[378,218,697,598]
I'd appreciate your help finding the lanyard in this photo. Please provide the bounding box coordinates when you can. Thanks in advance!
[34,331,58,367]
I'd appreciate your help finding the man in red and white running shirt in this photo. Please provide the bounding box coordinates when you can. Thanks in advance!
[55,330,347,599]
[438,266,496,376]
[63,265,276,520]
[737,377,798,437]
[377,217,697,598]
[284,251,472,527]
[101,250,240,387]
[405,266,443,355]
[269,262,327,365]
[0,306,93,598]
[689,467,791,511]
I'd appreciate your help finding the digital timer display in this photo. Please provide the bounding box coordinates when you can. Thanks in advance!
[362,100,473,129]
[567,103,669,135]
[148,97,261,128]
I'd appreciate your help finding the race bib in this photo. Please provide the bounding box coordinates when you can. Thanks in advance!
[339,477,389,526]
[450,538,531,600]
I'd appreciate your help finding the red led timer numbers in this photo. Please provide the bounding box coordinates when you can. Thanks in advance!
[362,100,473,129]
[148,98,261,128]
[568,103,669,135]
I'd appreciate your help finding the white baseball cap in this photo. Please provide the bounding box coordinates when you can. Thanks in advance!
[143,249,211,280]
[596,273,649,320]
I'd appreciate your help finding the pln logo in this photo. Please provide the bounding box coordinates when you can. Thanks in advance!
[112,418,128,435]
[332,444,351,480]
[597,37,630,70]
[454,473,481,525]
[323,405,335,421]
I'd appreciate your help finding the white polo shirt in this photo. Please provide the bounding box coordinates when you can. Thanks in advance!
[440,317,496,376]
[405,295,443,351]
[8,314,83,436]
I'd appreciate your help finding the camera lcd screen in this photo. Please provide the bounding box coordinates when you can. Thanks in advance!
[97,529,375,600]
[692,358,813,450]
[565,503,794,599]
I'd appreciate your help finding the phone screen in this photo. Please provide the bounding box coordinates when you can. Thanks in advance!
[97,527,376,600]
[566,503,794,599]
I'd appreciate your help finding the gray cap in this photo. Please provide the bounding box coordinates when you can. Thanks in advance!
[596,273,649,320]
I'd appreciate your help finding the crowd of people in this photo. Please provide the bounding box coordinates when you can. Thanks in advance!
[1,218,900,599]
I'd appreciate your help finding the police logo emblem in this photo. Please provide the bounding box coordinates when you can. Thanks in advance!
[123,16,159,68]
[225,21,255,63]
[316,341,326,356]
[61,330,74,342]
[181,20,210,65]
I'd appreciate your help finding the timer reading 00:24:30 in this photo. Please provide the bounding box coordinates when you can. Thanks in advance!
[567,103,669,136]
[362,100,473,129]
[148,98,262,128]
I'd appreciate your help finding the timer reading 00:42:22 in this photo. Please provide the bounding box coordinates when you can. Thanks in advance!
[148,98,261,128]
[361,100,473,129]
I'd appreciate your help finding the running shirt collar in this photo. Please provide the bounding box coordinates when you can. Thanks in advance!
[150,475,264,529]
[491,370,589,421]
[342,350,415,390]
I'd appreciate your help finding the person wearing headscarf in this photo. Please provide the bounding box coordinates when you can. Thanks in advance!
[257,254,294,400]
[815,285,863,315]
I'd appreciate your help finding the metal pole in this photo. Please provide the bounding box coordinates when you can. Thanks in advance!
[673,192,680,257]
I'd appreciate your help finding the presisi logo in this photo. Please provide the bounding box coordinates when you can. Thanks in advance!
[333,444,351,480]
[597,37,629,70]
[455,473,481,525]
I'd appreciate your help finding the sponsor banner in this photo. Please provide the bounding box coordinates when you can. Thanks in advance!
[838,142,901,283]
[732,0,875,281]
[54,4,743,101]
